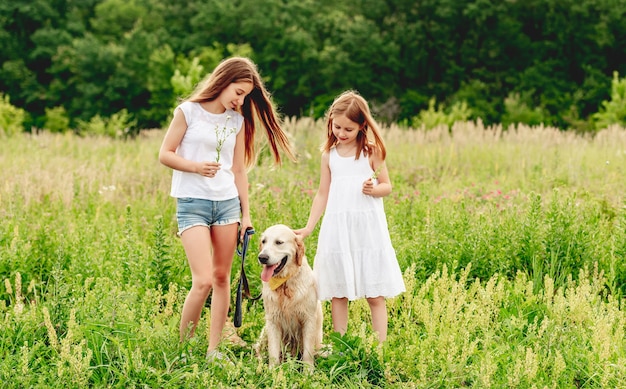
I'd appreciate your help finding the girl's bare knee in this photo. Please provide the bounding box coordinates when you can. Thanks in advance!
[366,296,385,307]
[212,272,231,288]
[191,278,212,296]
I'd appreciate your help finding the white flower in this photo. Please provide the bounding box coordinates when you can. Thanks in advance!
[371,165,382,180]
[215,116,236,162]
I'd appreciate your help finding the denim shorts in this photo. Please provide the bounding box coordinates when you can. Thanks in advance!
[176,197,241,236]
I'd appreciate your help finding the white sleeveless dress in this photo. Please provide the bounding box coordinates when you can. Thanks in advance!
[314,147,406,301]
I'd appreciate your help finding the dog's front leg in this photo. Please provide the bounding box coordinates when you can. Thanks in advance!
[301,321,318,369]
[266,322,282,367]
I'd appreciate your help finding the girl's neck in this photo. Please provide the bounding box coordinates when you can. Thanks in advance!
[200,101,226,114]
[335,143,358,157]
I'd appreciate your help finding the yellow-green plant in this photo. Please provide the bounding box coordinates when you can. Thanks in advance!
[411,97,472,130]
[593,71,626,130]
[44,106,70,133]
[75,109,136,138]
[0,93,25,136]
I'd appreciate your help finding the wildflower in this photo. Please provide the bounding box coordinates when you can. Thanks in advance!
[4,278,12,296]
[215,115,236,162]
[20,342,30,376]
[42,307,59,349]
[371,165,382,180]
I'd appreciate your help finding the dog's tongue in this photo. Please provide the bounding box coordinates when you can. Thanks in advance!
[261,264,279,282]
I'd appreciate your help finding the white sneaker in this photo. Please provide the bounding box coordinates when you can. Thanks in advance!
[206,350,234,366]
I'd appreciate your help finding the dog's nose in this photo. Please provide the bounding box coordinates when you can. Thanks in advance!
[258,253,269,264]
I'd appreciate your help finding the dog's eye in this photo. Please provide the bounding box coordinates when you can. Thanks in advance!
[275,240,284,245]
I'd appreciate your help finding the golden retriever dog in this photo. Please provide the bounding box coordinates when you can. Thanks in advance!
[255,224,323,368]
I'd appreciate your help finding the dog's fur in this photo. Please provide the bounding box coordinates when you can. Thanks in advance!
[255,224,323,368]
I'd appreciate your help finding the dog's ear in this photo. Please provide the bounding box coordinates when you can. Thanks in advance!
[295,235,305,266]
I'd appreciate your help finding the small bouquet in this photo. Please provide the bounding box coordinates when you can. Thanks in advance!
[371,165,382,180]
[215,115,236,162]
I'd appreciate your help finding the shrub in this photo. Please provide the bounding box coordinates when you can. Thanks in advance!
[171,56,204,103]
[76,109,136,138]
[501,92,547,129]
[0,93,25,136]
[44,106,70,133]
[593,71,626,130]
[411,97,472,130]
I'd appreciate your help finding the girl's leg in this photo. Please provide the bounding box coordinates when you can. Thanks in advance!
[179,226,213,341]
[206,223,238,352]
[331,297,349,335]
[366,296,387,342]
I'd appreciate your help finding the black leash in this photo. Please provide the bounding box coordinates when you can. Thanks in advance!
[234,227,261,328]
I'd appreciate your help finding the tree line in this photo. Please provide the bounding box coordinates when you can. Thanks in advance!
[1,0,625,134]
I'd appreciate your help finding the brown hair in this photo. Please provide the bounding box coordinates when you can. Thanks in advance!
[322,90,386,160]
[187,57,295,166]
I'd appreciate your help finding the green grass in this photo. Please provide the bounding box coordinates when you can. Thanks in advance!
[1,121,626,387]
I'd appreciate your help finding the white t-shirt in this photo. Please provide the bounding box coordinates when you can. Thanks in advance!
[169,101,244,200]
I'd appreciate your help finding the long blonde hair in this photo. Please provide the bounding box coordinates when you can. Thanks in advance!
[322,90,386,160]
[188,57,295,166]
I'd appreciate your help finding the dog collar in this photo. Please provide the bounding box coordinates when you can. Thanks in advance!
[269,275,291,290]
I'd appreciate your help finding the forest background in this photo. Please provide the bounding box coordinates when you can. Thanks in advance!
[1,0,626,135]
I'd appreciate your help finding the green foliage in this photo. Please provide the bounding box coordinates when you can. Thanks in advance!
[91,0,146,42]
[533,190,592,290]
[516,193,545,292]
[223,43,254,62]
[149,215,175,292]
[2,0,626,130]
[386,263,626,387]
[593,71,626,130]
[451,79,501,124]
[502,92,547,129]
[411,97,473,130]
[0,93,26,136]
[146,45,177,128]
[76,109,136,138]
[607,199,626,297]
[171,56,205,101]
[48,34,124,123]
[316,332,384,386]
[397,89,430,126]
[44,106,70,133]
[76,114,105,137]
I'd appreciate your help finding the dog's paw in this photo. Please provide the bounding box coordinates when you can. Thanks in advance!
[317,343,333,358]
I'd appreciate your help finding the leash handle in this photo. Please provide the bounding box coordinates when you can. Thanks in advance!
[234,227,256,328]
[237,227,255,258]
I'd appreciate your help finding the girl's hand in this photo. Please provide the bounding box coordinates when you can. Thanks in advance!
[362,178,375,195]
[293,227,311,238]
[239,216,253,242]
[196,161,221,178]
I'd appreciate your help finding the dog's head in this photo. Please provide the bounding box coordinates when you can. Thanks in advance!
[258,224,305,283]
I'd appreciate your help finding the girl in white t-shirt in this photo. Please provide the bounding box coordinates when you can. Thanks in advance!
[159,57,295,361]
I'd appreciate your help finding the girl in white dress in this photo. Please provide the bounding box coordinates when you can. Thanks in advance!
[295,90,405,342]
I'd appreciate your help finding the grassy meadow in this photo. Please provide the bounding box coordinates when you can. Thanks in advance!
[1,119,626,388]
